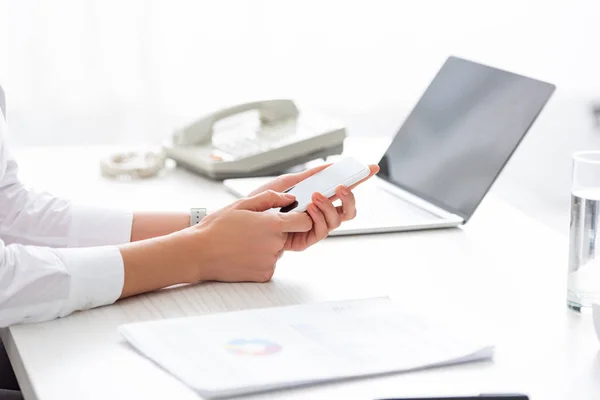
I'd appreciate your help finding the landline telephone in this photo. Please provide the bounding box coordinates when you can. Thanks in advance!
[162,99,346,180]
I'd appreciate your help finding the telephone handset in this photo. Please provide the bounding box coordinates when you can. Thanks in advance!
[172,99,299,146]
[163,99,346,180]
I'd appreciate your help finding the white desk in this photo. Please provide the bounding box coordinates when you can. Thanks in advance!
[2,142,600,400]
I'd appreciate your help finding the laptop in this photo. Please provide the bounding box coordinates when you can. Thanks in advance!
[223,56,556,236]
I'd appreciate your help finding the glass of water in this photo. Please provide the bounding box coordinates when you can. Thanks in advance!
[568,151,600,312]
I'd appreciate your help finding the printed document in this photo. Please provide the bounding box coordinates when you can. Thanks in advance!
[119,297,494,398]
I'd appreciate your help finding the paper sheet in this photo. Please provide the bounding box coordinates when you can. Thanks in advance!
[120,297,494,398]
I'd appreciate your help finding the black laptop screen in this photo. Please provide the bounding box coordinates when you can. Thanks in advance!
[378,56,555,222]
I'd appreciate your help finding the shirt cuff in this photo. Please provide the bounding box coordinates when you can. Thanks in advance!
[54,245,125,313]
[68,204,133,247]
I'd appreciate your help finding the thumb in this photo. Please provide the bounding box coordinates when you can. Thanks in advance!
[236,190,297,212]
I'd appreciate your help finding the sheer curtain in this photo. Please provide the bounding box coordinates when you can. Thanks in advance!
[0,0,595,145]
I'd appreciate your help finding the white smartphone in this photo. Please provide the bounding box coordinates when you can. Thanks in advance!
[279,157,370,213]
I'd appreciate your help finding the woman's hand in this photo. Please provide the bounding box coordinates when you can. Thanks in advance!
[119,190,312,297]
[248,163,380,251]
[118,162,378,298]
[192,190,312,282]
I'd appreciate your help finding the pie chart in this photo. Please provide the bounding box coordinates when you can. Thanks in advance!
[225,338,282,356]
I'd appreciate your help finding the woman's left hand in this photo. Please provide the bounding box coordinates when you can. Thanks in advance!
[248,163,379,251]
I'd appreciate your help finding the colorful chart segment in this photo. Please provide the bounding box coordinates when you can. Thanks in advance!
[226,338,282,356]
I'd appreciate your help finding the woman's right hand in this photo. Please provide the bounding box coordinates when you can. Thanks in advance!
[189,190,313,283]
[119,190,311,298]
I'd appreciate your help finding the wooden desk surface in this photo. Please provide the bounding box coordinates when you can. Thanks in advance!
[3,143,599,400]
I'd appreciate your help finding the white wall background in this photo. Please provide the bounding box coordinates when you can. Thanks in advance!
[1,0,600,233]
[1,0,598,144]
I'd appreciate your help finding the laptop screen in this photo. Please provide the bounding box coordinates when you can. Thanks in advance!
[378,56,555,222]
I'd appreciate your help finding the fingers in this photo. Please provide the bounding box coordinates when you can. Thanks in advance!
[307,186,356,238]
[335,185,356,221]
[312,192,342,230]
[307,202,328,239]
[236,190,296,212]
[278,212,313,232]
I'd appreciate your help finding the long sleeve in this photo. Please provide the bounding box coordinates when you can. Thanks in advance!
[0,109,133,327]
[0,244,125,326]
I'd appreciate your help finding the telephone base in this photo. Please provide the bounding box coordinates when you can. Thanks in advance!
[173,143,344,180]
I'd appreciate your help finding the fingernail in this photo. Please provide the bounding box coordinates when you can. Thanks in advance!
[341,187,349,196]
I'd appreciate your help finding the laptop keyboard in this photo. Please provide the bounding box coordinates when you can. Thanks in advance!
[358,187,439,217]
[337,184,443,230]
